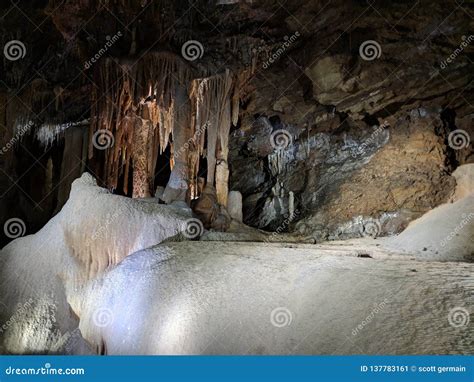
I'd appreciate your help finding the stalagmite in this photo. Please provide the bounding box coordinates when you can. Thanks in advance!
[227,191,243,222]
[194,183,220,228]
[289,191,295,219]
[215,70,233,207]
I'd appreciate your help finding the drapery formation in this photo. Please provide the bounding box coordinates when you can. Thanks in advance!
[89,51,241,212]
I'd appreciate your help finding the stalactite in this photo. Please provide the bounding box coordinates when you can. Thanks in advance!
[35,120,88,147]
[216,71,233,207]
[90,50,247,223]
[190,70,235,207]
[90,52,193,195]
[162,84,191,204]
[132,117,152,198]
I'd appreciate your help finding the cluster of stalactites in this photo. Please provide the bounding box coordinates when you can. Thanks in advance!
[186,69,252,204]
[89,52,193,196]
[89,51,247,206]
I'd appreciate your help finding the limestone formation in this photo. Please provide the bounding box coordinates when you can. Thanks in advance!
[227,191,243,222]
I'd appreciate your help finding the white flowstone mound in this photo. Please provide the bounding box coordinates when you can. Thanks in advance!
[0,173,193,354]
[451,163,474,201]
[78,241,474,355]
[381,188,473,262]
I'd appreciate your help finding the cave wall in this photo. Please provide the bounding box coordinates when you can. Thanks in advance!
[226,0,473,238]
[0,0,472,245]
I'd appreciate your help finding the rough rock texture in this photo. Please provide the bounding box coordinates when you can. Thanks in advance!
[225,1,474,237]
[293,119,458,240]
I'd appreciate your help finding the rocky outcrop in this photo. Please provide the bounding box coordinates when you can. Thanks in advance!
[226,0,473,238]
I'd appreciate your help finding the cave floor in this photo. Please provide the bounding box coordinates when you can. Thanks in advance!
[85,240,473,355]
